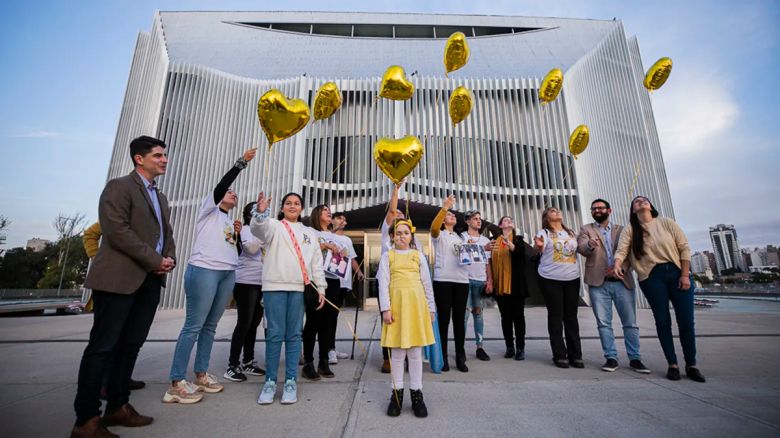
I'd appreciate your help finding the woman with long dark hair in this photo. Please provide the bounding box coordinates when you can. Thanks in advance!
[301,204,342,380]
[223,202,266,382]
[614,196,705,382]
[489,215,529,360]
[533,207,583,369]
[250,192,326,405]
[166,149,256,404]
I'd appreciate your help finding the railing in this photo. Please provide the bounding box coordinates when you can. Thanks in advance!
[0,289,83,300]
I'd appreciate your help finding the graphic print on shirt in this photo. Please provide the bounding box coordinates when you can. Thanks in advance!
[551,233,577,264]
[223,224,237,246]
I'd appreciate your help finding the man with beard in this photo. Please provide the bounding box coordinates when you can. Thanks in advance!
[577,199,650,374]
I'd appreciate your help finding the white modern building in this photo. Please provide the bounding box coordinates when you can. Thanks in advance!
[709,224,744,274]
[691,252,714,280]
[104,11,674,308]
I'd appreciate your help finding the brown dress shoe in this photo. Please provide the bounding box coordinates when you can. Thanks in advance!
[102,403,153,427]
[381,359,391,374]
[70,416,118,438]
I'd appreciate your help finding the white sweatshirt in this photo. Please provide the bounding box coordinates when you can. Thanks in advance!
[250,212,326,294]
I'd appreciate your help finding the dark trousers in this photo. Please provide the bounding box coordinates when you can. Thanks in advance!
[540,277,582,361]
[433,281,469,359]
[73,274,160,425]
[639,263,697,367]
[303,278,340,363]
[495,292,526,351]
[228,283,264,367]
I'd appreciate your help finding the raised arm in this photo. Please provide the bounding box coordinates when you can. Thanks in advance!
[384,181,402,226]
[249,192,274,244]
[430,194,455,239]
[213,148,256,204]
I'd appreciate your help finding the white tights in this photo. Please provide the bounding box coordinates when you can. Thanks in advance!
[390,347,423,390]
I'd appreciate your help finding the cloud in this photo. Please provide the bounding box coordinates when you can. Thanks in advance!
[9,130,62,138]
[654,72,739,159]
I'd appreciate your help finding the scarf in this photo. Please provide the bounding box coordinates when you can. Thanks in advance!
[491,232,513,296]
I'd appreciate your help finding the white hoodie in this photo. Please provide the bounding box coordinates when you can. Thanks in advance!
[250,213,326,294]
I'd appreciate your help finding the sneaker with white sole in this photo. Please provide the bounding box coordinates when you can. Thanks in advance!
[257,380,276,405]
[194,373,224,393]
[280,379,297,404]
[335,350,349,359]
[328,350,338,365]
[163,380,204,404]
[242,360,266,376]
[224,365,247,382]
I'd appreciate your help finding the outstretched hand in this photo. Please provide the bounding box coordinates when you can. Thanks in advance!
[243,148,258,162]
[443,194,456,210]
[256,192,271,213]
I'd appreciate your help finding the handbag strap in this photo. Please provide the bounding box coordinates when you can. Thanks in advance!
[280,219,311,285]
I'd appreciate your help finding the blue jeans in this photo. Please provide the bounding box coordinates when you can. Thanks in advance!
[169,264,235,381]
[464,280,485,347]
[639,263,696,367]
[263,291,305,382]
[588,281,640,361]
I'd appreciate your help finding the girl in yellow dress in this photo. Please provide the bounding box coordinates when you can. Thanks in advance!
[379,220,436,418]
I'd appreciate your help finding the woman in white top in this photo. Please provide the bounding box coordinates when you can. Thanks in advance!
[301,204,342,380]
[430,195,470,373]
[533,207,583,369]
[224,202,266,383]
[250,192,326,406]
[165,148,256,404]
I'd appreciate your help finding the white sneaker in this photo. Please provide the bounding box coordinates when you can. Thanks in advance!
[328,350,338,365]
[257,380,276,405]
[335,350,349,359]
[280,379,297,404]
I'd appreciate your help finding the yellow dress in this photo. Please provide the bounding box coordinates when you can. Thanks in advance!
[381,250,436,349]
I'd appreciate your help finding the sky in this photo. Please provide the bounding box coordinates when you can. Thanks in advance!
[0,0,778,253]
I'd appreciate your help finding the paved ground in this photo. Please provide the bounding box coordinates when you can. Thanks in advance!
[0,297,779,437]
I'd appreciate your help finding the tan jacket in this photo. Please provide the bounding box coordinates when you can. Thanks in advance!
[84,172,176,294]
[577,222,635,290]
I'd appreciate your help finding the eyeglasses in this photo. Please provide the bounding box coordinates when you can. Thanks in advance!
[632,197,649,205]
[590,207,608,211]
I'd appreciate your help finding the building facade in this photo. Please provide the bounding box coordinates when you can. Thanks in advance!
[709,224,744,274]
[104,11,674,308]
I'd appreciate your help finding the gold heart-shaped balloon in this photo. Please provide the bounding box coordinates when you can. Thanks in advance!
[313,82,342,121]
[449,86,474,126]
[644,57,672,91]
[257,89,310,147]
[539,68,563,103]
[373,136,425,184]
[444,32,470,76]
[569,124,590,159]
[379,65,415,101]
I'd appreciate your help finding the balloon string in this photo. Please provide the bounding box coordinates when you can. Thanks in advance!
[320,294,368,359]
[328,154,349,182]
[627,162,641,200]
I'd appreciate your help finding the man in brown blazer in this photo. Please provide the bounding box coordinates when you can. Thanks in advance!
[72,136,176,438]
[577,199,650,375]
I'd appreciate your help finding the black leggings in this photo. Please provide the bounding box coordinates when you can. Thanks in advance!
[303,278,340,363]
[539,277,582,361]
[228,283,263,367]
[495,292,526,351]
[433,281,469,359]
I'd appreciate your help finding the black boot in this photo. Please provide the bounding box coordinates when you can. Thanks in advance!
[301,361,321,380]
[318,359,335,378]
[386,389,404,417]
[456,354,469,373]
[504,345,515,359]
[410,389,428,418]
[441,357,450,372]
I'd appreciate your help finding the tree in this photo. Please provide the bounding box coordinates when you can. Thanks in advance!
[0,244,54,288]
[38,213,87,293]
[0,214,9,254]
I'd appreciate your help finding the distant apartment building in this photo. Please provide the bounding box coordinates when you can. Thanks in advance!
[26,238,50,252]
[709,224,744,274]
[691,251,714,280]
